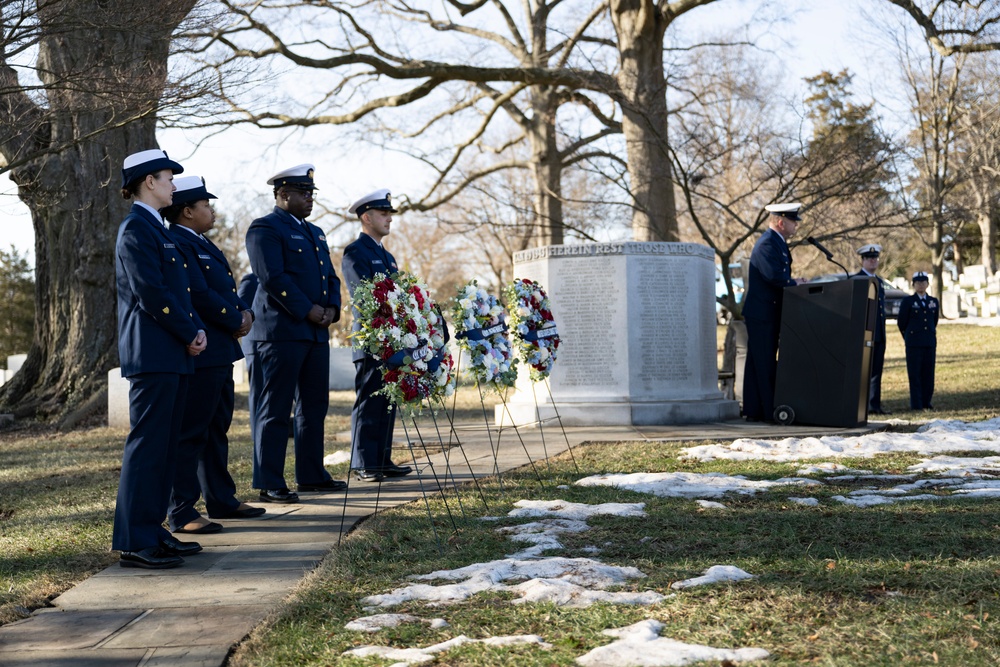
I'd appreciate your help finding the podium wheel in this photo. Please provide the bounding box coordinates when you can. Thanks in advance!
[774,405,795,425]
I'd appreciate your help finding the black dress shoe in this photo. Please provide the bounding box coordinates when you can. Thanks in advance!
[159,535,203,557]
[259,488,299,503]
[120,547,184,569]
[210,506,267,519]
[297,479,348,492]
[173,520,223,534]
[355,469,384,482]
[381,464,413,478]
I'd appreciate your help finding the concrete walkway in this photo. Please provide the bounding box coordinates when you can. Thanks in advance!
[0,419,877,666]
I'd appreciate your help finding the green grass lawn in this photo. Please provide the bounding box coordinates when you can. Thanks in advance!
[1,323,999,665]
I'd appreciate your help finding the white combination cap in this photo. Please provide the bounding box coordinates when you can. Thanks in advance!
[349,188,398,216]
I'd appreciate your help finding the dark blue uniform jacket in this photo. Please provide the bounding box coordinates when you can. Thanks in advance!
[742,228,795,322]
[116,204,203,377]
[897,294,939,347]
[245,207,341,342]
[169,225,250,368]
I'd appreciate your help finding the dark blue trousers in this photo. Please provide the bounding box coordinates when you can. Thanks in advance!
[869,340,886,412]
[742,316,780,421]
[905,345,936,410]
[351,356,397,470]
[251,340,332,490]
[112,373,188,552]
[168,365,240,529]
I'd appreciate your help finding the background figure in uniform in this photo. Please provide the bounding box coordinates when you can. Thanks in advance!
[237,273,259,439]
[245,164,345,503]
[113,149,206,569]
[897,271,939,411]
[163,176,265,534]
[342,189,413,482]
[741,203,803,422]
[854,243,888,415]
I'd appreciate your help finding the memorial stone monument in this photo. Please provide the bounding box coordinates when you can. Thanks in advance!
[497,242,739,426]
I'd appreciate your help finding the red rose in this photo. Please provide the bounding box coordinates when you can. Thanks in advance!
[406,319,418,334]
[377,303,393,318]
[384,369,401,383]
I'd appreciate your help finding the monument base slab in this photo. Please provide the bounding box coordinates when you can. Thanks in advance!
[496,398,739,427]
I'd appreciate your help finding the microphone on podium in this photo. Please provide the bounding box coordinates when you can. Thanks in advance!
[806,236,834,260]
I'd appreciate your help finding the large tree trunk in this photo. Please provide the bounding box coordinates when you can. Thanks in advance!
[610,0,679,242]
[0,0,196,426]
[529,88,565,246]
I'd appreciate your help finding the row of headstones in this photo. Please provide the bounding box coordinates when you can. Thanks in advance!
[0,354,27,387]
[887,265,1000,319]
[107,345,474,429]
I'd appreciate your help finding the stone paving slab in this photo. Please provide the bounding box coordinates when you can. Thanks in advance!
[100,605,270,649]
[0,609,141,651]
[51,571,305,611]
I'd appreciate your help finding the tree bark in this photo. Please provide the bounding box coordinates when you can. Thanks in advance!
[0,0,197,425]
[528,88,565,246]
[610,0,683,242]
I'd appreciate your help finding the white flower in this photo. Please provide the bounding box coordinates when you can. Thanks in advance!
[402,333,418,348]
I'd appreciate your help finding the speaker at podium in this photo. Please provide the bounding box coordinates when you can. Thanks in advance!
[772,277,876,427]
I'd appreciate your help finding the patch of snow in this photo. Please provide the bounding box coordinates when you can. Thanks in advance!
[323,449,352,466]
[511,578,667,607]
[670,565,755,590]
[908,455,1000,475]
[362,557,653,609]
[695,500,727,509]
[497,518,591,558]
[345,614,448,633]
[831,493,941,507]
[575,619,769,666]
[681,418,1000,463]
[344,634,551,665]
[797,463,871,475]
[508,499,647,520]
[575,472,819,498]
[788,497,819,506]
[557,484,571,489]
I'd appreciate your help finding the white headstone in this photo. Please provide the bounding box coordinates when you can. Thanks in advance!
[965,265,988,288]
[497,242,739,426]
[6,354,26,373]
[941,290,963,320]
[329,346,355,391]
[107,368,131,429]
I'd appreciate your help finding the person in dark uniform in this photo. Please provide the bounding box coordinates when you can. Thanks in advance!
[741,202,804,422]
[162,176,265,534]
[237,272,259,436]
[113,149,206,569]
[245,164,345,503]
[897,271,939,411]
[854,243,889,415]
[342,189,413,482]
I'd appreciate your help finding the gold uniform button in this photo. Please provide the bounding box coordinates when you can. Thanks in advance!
[187,288,190,292]
[172,257,176,262]
[320,260,324,266]
[232,288,237,293]
[298,249,302,253]
[281,291,287,297]
[183,263,187,268]
[323,291,327,295]
[228,271,232,276]
[221,308,227,314]
[205,265,210,270]
[162,307,170,314]
[315,246,319,251]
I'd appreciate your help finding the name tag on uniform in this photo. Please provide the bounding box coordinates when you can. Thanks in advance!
[163,243,175,249]
[291,234,305,240]
[372,260,384,265]
[198,254,210,260]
